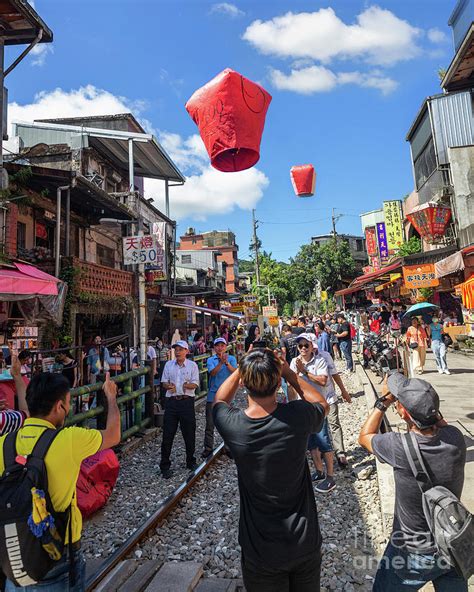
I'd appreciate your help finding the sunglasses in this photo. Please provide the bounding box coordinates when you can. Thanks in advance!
[298,342,310,349]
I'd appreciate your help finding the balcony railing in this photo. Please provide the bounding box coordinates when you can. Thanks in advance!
[65,257,134,297]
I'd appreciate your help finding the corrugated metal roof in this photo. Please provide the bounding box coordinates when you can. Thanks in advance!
[12,120,185,183]
[0,0,53,45]
[430,91,474,165]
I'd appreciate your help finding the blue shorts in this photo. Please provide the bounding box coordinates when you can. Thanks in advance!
[308,419,333,453]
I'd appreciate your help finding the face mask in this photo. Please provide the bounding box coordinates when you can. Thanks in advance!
[432,318,439,324]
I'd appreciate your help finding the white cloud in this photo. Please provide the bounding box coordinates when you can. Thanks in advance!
[145,132,269,220]
[6,85,149,153]
[6,85,269,221]
[29,43,54,67]
[243,6,422,67]
[270,65,397,95]
[427,28,448,43]
[210,2,245,18]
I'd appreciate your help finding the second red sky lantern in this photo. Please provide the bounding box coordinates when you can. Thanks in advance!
[290,164,316,197]
[185,68,272,173]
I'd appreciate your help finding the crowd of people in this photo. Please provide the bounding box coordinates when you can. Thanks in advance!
[0,304,470,591]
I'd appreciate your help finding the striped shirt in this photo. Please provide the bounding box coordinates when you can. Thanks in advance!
[0,410,26,436]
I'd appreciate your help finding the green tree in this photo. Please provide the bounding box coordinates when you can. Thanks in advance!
[251,251,294,313]
[289,239,355,302]
[398,236,422,257]
[238,258,255,273]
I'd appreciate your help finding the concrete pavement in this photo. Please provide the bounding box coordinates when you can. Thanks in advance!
[359,349,474,590]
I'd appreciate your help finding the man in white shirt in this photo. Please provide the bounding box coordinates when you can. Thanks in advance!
[290,333,336,493]
[160,340,200,479]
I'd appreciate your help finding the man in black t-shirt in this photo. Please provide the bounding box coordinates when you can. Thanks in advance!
[359,373,467,591]
[280,324,297,364]
[213,350,329,592]
[336,313,353,372]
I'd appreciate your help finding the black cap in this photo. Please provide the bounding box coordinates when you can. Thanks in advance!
[387,372,441,429]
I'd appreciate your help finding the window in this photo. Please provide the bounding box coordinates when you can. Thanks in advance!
[181,254,192,264]
[414,137,436,189]
[96,244,115,268]
[356,239,364,252]
[17,222,26,250]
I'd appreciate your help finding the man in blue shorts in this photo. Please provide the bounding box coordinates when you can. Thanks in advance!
[290,333,336,492]
[202,338,237,457]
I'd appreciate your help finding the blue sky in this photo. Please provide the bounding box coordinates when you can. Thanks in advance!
[6,0,454,261]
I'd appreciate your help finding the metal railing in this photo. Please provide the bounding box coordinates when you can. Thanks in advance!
[66,367,153,441]
[63,342,239,441]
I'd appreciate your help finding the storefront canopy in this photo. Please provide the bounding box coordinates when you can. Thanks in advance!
[335,260,402,297]
[0,262,59,298]
[162,298,243,321]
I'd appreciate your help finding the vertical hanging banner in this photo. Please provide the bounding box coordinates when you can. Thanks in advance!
[376,222,389,264]
[146,221,167,282]
[365,226,377,257]
[383,200,404,253]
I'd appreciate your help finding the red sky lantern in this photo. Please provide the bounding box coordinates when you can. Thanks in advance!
[185,68,272,173]
[406,203,452,243]
[290,164,316,197]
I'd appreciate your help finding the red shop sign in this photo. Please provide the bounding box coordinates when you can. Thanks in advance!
[365,226,377,257]
[185,68,272,173]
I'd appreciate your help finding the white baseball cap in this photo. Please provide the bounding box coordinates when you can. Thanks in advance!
[172,340,189,350]
[295,333,318,346]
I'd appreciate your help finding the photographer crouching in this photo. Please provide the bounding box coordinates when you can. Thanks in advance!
[359,372,468,591]
[213,348,329,592]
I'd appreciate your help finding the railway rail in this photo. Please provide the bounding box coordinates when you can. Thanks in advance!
[86,443,225,591]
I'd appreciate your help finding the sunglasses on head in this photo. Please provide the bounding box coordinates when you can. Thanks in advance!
[298,342,310,349]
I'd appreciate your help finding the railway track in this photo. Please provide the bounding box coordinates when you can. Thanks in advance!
[86,443,225,592]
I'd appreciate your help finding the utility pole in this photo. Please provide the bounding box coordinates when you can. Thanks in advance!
[332,208,343,241]
[252,208,261,285]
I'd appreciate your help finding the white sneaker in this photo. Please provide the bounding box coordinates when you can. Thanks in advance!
[438,369,443,374]
[443,369,451,375]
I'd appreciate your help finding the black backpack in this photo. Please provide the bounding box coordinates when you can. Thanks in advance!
[0,428,71,586]
[402,432,474,580]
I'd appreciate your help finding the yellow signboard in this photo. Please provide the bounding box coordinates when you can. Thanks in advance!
[383,200,404,252]
[268,316,279,327]
[320,291,328,302]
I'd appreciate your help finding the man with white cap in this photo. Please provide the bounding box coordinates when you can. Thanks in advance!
[160,340,200,478]
[290,333,336,493]
[202,337,237,457]
[359,372,467,591]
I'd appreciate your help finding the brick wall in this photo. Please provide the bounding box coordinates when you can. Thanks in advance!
[4,204,18,257]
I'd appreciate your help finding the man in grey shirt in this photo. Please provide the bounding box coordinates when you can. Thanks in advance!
[359,372,467,591]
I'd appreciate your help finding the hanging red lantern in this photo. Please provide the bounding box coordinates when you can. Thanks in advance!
[406,203,452,243]
[290,164,316,197]
[185,68,272,172]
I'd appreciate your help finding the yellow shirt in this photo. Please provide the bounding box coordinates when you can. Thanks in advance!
[0,418,102,543]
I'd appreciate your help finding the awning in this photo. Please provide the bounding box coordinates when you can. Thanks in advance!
[13,120,185,183]
[435,251,465,278]
[335,260,402,298]
[460,275,474,309]
[162,298,243,321]
[0,262,59,298]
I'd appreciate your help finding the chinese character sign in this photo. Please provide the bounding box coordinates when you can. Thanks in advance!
[376,222,389,263]
[123,232,165,274]
[406,205,451,243]
[383,200,404,252]
[148,222,167,281]
[365,226,377,257]
[402,264,439,289]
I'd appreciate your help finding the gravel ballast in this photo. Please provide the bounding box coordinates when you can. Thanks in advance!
[83,363,387,590]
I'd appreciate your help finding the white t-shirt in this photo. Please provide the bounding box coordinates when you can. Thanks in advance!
[290,353,334,404]
[316,350,339,405]
[147,345,157,360]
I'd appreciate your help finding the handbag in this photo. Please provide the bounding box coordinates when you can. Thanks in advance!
[442,333,453,347]
[409,342,419,349]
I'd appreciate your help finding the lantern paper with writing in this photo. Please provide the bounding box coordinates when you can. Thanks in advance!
[406,204,452,243]
[185,68,272,172]
[290,164,316,197]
